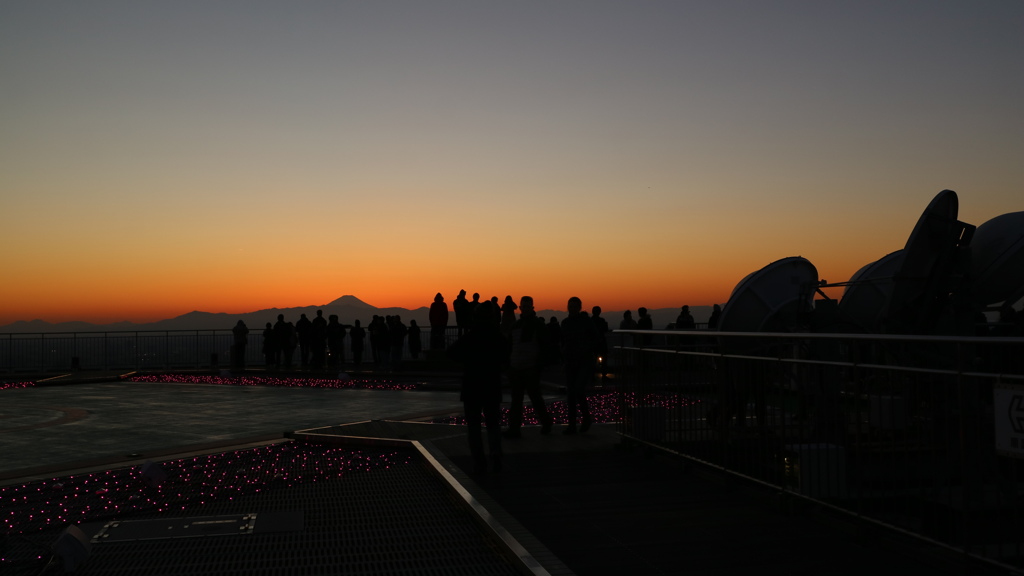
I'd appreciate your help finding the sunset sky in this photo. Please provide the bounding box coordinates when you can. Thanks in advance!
[2,1,1022,325]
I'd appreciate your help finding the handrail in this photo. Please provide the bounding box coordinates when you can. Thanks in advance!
[610,328,1024,572]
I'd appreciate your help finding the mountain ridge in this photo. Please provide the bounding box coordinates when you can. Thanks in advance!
[0,297,712,333]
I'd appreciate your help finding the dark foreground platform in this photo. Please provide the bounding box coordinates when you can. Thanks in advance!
[1,377,1015,575]
[298,421,1012,576]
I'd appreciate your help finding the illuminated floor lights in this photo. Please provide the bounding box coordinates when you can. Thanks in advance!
[127,374,416,391]
[431,392,699,426]
[2,443,411,539]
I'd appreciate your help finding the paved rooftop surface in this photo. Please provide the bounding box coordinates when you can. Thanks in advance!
[1,371,1016,575]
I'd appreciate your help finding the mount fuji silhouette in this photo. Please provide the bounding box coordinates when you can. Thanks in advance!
[1,295,711,333]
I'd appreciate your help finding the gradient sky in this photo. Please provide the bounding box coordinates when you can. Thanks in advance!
[2,1,1022,324]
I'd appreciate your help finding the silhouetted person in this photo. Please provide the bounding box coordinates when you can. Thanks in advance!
[448,301,507,474]
[470,293,481,318]
[310,309,328,369]
[505,296,553,437]
[489,296,501,324]
[326,314,346,368]
[546,316,562,365]
[676,305,696,330]
[996,304,1019,336]
[389,315,407,369]
[261,322,276,367]
[273,314,295,368]
[429,292,449,350]
[500,295,518,335]
[284,321,297,368]
[637,307,653,330]
[231,320,249,370]
[369,315,389,369]
[637,307,653,345]
[349,320,366,369]
[454,289,471,336]
[708,304,722,330]
[295,313,313,367]
[407,320,422,359]
[620,310,638,329]
[591,306,609,378]
[561,296,596,434]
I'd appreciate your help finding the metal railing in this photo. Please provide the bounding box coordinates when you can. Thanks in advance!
[611,329,1024,571]
[0,327,465,373]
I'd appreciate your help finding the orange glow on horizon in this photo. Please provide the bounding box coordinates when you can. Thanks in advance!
[1,250,870,326]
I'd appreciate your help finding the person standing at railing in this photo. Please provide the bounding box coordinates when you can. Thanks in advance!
[261,322,276,368]
[470,292,482,318]
[389,315,407,370]
[454,289,471,337]
[231,320,249,370]
[349,319,366,370]
[448,300,508,474]
[489,296,501,325]
[546,316,562,365]
[500,296,517,336]
[561,296,597,435]
[407,319,422,359]
[326,315,346,369]
[636,307,653,345]
[620,310,637,329]
[310,310,328,370]
[591,306,609,379]
[707,304,722,330]
[676,305,696,330]
[295,314,313,368]
[274,315,297,369]
[369,315,389,369]
[429,292,449,351]
[505,296,553,438]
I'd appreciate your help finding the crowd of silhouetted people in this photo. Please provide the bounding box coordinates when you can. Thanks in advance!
[227,295,718,375]
[227,311,426,373]
[227,291,1022,475]
[446,292,613,474]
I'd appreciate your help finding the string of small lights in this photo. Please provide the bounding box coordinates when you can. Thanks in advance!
[1,442,411,541]
[0,381,35,391]
[431,392,699,425]
[127,374,416,391]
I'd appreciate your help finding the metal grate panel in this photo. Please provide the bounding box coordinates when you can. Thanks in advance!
[3,442,520,576]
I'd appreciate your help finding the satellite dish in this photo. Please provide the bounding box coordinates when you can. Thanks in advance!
[970,211,1024,307]
[838,250,904,332]
[882,189,973,333]
[717,256,819,332]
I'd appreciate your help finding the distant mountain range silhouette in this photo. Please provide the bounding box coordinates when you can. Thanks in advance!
[0,295,712,333]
